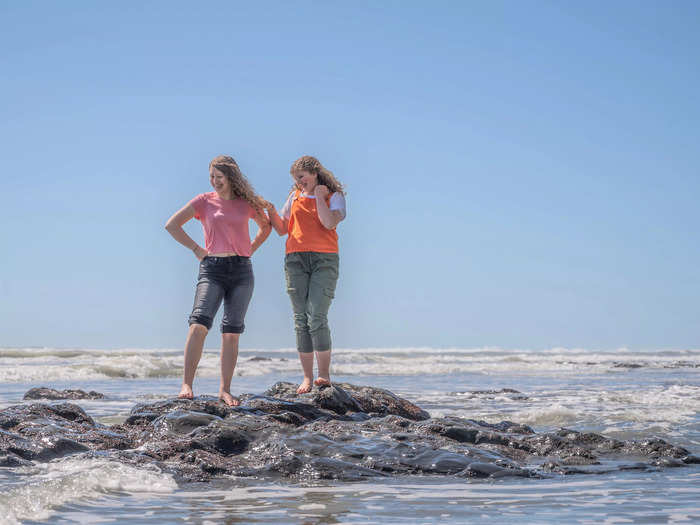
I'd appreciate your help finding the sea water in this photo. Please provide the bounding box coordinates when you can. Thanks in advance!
[0,347,698,524]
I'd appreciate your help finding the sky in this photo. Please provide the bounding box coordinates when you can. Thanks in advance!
[1,1,699,350]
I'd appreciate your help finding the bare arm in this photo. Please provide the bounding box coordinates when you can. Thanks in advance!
[314,186,344,230]
[165,204,208,260]
[265,202,289,236]
[250,208,272,254]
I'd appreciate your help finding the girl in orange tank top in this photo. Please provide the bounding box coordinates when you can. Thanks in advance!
[267,155,347,394]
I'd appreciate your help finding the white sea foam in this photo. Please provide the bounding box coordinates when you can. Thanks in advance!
[416,382,700,440]
[0,457,177,524]
[0,346,698,382]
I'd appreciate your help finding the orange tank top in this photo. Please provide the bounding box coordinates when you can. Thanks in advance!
[285,190,339,254]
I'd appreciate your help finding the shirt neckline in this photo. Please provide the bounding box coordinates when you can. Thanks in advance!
[211,192,240,202]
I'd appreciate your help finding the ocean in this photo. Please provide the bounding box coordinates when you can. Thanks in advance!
[0,346,698,524]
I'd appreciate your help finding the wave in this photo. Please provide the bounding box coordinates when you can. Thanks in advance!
[0,457,176,524]
[0,347,698,383]
[422,383,700,439]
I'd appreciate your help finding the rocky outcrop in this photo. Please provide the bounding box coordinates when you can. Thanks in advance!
[1,383,697,483]
[23,388,105,400]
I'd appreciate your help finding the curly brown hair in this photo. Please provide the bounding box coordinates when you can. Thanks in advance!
[209,155,266,210]
[290,155,345,195]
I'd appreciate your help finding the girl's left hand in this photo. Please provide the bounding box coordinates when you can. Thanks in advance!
[314,185,329,198]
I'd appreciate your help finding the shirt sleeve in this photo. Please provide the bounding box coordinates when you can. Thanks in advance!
[329,192,347,220]
[188,194,207,220]
[280,192,295,220]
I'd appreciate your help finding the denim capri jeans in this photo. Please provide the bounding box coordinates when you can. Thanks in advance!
[188,256,254,333]
[284,251,339,353]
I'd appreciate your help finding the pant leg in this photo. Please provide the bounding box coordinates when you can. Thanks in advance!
[221,258,255,334]
[285,253,313,353]
[307,253,339,352]
[189,258,226,329]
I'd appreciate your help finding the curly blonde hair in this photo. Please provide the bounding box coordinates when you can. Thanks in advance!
[290,155,345,195]
[209,155,266,210]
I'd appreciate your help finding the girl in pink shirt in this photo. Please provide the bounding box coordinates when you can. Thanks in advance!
[165,155,271,406]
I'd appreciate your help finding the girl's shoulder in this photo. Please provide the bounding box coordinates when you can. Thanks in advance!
[190,191,215,207]
[330,192,346,204]
[197,191,218,202]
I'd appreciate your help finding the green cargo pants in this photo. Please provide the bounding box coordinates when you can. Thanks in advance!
[284,251,339,353]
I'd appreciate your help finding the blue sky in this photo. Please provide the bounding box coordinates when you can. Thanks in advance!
[1,1,698,350]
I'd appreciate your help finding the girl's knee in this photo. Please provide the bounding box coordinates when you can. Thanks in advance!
[189,323,209,336]
[309,314,329,333]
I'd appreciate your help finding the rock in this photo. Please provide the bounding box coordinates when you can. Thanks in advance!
[1,382,697,484]
[683,454,700,464]
[23,387,105,400]
[453,388,529,400]
[312,385,362,415]
[265,382,429,421]
[0,451,33,467]
[334,383,430,421]
[0,427,89,461]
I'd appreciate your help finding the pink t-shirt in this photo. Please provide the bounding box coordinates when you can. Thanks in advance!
[189,192,256,256]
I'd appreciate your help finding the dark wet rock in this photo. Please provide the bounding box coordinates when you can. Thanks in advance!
[0,403,95,428]
[0,403,131,457]
[0,427,89,461]
[336,383,430,421]
[613,362,645,369]
[460,461,510,478]
[312,384,363,415]
[265,382,430,421]
[155,410,224,435]
[1,383,697,484]
[663,361,700,369]
[123,412,160,427]
[189,423,250,456]
[472,388,522,394]
[652,457,686,468]
[248,356,272,361]
[130,397,231,420]
[23,387,105,400]
[0,451,33,467]
[242,394,333,423]
[453,389,529,400]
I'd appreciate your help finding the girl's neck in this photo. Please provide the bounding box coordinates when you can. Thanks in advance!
[216,190,234,200]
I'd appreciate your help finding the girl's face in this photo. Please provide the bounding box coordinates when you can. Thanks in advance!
[293,170,318,194]
[210,166,232,197]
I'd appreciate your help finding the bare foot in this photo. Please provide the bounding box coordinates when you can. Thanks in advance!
[218,391,240,407]
[313,377,331,388]
[178,384,194,400]
[296,378,313,394]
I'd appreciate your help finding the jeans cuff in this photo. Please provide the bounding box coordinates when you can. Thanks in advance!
[188,315,213,330]
[311,329,332,352]
[222,324,244,334]
[296,331,313,353]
